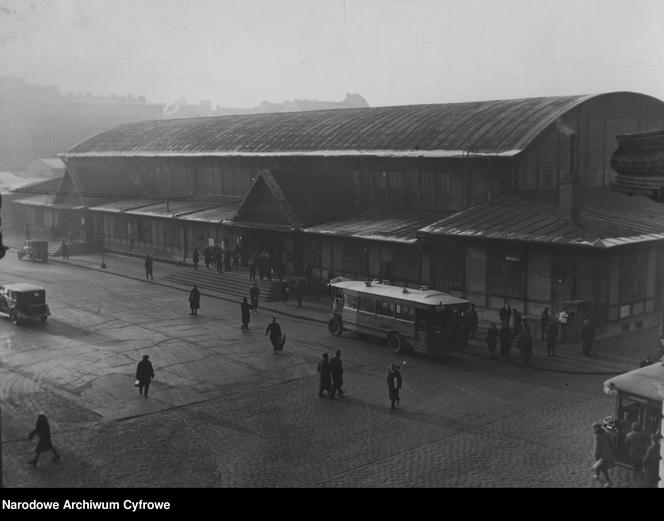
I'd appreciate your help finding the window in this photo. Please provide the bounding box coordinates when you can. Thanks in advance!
[518,165,537,189]
[487,249,525,298]
[376,300,394,317]
[395,304,414,322]
[344,293,358,309]
[439,173,451,193]
[541,160,555,189]
[620,250,648,303]
[342,244,369,276]
[358,296,375,313]
[389,172,403,204]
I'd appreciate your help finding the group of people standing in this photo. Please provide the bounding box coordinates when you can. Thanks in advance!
[248,250,290,282]
[202,243,240,273]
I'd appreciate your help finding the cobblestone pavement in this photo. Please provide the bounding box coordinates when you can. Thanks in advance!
[0,247,648,488]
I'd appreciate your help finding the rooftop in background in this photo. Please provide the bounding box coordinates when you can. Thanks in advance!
[0,77,161,106]
[66,93,649,159]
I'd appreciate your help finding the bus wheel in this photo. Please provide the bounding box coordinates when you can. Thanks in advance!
[328,317,343,336]
[10,310,19,325]
[387,332,406,353]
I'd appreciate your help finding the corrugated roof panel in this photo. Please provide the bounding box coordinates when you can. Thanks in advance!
[66,94,619,158]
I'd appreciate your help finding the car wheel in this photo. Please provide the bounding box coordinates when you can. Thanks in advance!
[387,332,406,353]
[10,310,19,325]
[34,253,44,262]
[328,316,343,336]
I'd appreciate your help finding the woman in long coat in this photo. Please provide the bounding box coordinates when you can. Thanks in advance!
[387,364,403,409]
[189,285,200,316]
[486,322,498,357]
[28,414,60,466]
[643,434,662,487]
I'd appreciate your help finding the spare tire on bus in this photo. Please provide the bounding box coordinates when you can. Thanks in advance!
[387,332,407,353]
[328,316,343,336]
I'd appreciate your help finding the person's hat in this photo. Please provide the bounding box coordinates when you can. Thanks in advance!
[143,355,149,360]
[592,422,603,430]
[335,350,341,356]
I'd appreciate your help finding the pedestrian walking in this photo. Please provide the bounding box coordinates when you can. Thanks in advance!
[545,317,558,356]
[60,240,69,260]
[189,284,200,316]
[248,253,257,281]
[28,414,60,466]
[511,308,522,339]
[281,282,290,304]
[499,301,511,326]
[135,354,155,397]
[580,319,596,356]
[625,423,651,474]
[250,282,260,314]
[144,253,154,280]
[241,296,251,331]
[265,317,285,353]
[643,433,662,488]
[465,303,479,338]
[519,320,533,365]
[293,279,304,307]
[499,322,511,358]
[592,422,615,487]
[540,306,550,342]
[317,353,332,397]
[329,350,345,399]
[486,322,498,357]
[387,363,402,409]
[204,245,212,269]
[192,248,199,270]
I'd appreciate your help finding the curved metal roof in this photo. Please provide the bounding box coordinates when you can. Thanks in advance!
[64,92,661,159]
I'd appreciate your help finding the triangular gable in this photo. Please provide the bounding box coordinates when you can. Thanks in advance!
[54,168,88,207]
[234,170,303,228]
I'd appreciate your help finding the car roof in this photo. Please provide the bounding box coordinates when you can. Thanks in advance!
[2,283,46,292]
[329,280,469,306]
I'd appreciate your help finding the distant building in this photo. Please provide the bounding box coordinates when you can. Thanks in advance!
[0,77,163,170]
[12,91,664,339]
[164,92,369,118]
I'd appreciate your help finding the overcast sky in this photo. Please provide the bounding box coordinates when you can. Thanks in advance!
[1,0,663,108]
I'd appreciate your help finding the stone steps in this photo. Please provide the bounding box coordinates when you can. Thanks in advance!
[48,241,101,257]
[164,267,285,302]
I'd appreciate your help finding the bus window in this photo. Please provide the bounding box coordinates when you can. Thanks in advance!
[344,293,358,309]
[395,304,414,322]
[358,296,375,314]
[376,300,394,318]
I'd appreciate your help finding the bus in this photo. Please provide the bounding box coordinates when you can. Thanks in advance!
[327,279,471,355]
[601,363,663,470]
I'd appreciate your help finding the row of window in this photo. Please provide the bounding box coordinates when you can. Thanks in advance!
[344,293,415,321]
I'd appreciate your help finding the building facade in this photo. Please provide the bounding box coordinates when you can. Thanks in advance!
[11,91,664,338]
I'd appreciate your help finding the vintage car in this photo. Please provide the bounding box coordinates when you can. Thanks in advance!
[0,283,51,325]
[17,240,48,263]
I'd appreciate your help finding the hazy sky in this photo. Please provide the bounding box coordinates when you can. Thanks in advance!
[1,0,663,108]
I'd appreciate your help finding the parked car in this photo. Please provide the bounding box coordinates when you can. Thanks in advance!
[0,283,51,325]
[17,240,48,263]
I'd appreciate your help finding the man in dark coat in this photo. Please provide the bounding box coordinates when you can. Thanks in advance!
[204,246,212,269]
[248,253,257,280]
[281,282,290,304]
[387,363,402,409]
[329,350,345,399]
[265,317,285,353]
[293,279,304,307]
[60,240,69,260]
[465,303,479,338]
[643,434,662,488]
[241,297,251,331]
[545,317,558,356]
[136,354,155,397]
[499,323,511,358]
[592,422,615,487]
[28,414,60,466]
[188,284,200,315]
[192,248,199,270]
[486,322,498,357]
[499,302,511,326]
[540,306,550,342]
[511,308,522,339]
[144,254,154,280]
[580,320,596,356]
[317,353,332,397]
[625,423,651,473]
[518,320,533,365]
[250,282,260,314]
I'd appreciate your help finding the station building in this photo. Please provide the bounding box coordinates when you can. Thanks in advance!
[11,91,664,338]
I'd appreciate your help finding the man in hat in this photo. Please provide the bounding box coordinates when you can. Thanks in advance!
[625,422,651,474]
[135,355,155,397]
[592,422,615,487]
